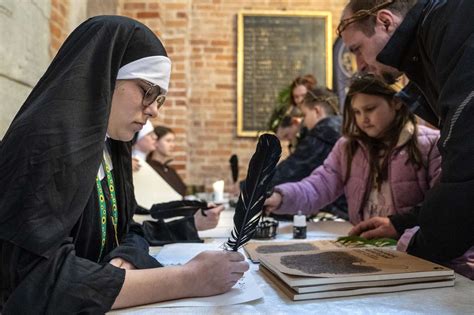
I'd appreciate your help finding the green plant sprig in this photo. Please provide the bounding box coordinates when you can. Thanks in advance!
[336,236,397,247]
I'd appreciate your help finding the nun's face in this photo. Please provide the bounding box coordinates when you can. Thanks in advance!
[135,132,158,154]
[108,80,160,141]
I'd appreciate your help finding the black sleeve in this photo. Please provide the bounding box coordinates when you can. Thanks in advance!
[141,217,202,247]
[270,136,330,188]
[103,222,162,269]
[407,33,474,261]
[1,240,124,314]
[388,205,421,236]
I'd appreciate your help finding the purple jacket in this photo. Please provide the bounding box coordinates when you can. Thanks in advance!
[274,125,441,225]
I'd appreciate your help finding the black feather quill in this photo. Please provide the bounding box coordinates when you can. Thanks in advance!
[150,200,208,220]
[225,134,281,251]
[229,154,239,183]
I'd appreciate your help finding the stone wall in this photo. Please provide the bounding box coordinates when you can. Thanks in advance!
[0,0,51,138]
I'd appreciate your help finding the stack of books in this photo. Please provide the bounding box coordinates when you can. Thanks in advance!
[258,247,455,300]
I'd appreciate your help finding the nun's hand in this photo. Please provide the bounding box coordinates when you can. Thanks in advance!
[132,157,141,172]
[194,204,224,231]
[109,257,136,270]
[184,250,249,296]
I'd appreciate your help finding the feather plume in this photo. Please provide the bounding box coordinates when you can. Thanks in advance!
[225,134,281,251]
[229,154,239,183]
[150,200,208,220]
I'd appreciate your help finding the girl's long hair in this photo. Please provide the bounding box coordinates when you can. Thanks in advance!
[342,74,423,188]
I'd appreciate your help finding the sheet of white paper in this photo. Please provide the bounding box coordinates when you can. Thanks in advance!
[198,209,235,239]
[114,243,263,309]
[153,242,224,266]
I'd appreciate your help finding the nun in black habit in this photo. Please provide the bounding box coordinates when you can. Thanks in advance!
[0,16,248,313]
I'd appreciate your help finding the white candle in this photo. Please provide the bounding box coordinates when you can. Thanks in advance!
[212,180,225,202]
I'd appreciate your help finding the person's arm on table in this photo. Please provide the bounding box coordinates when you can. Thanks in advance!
[112,250,249,309]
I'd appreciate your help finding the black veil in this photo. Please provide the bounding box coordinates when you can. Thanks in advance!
[0,16,167,258]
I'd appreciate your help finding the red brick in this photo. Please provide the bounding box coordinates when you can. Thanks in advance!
[50,23,61,39]
[190,39,208,45]
[59,2,68,16]
[177,12,187,19]
[137,11,160,18]
[204,47,223,53]
[124,3,146,10]
[211,40,228,46]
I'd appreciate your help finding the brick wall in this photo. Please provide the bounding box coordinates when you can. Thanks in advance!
[50,0,71,57]
[51,0,349,192]
[128,0,348,192]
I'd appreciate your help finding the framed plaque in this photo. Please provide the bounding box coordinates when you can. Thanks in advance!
[237,10,333,137]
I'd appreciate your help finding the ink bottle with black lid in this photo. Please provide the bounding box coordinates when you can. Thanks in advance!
[293,211,307,239]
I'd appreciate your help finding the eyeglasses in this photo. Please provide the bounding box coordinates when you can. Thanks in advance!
[141,80,166,108]
[337,0,394,36]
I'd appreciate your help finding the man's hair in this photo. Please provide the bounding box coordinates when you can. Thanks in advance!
[343,0,417,36]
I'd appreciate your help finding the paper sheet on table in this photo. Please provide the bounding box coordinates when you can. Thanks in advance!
[197,209,235,238]
[140,243,264,308]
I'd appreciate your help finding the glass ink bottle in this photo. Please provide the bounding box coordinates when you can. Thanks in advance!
[293,211,307,239]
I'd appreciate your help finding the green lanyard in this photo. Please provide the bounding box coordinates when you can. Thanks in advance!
[95,157,119,261]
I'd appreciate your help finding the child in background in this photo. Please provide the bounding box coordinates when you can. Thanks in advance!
[265,74,440,230]
[269,88,347,219]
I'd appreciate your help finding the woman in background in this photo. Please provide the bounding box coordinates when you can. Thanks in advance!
[147,125,187,197]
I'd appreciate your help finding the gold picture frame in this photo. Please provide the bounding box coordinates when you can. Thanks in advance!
[237,10,333,137]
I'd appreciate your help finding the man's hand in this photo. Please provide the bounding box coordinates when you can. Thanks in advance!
[349,217,399,239]
[184,250,249,296]
[263,192,282,215]
[109,257,136,270]
[194,204,224,231]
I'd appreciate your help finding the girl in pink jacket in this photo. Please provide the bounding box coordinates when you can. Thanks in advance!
[265,74,441,227]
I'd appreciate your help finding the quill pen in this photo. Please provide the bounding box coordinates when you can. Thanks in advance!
[229,154,239,184]
[225,134,281,251]
[229,154,239,183]
[150,200,209,220]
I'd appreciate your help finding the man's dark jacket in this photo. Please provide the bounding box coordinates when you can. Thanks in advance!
[270,116,348,218]
[377,0,474,261]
